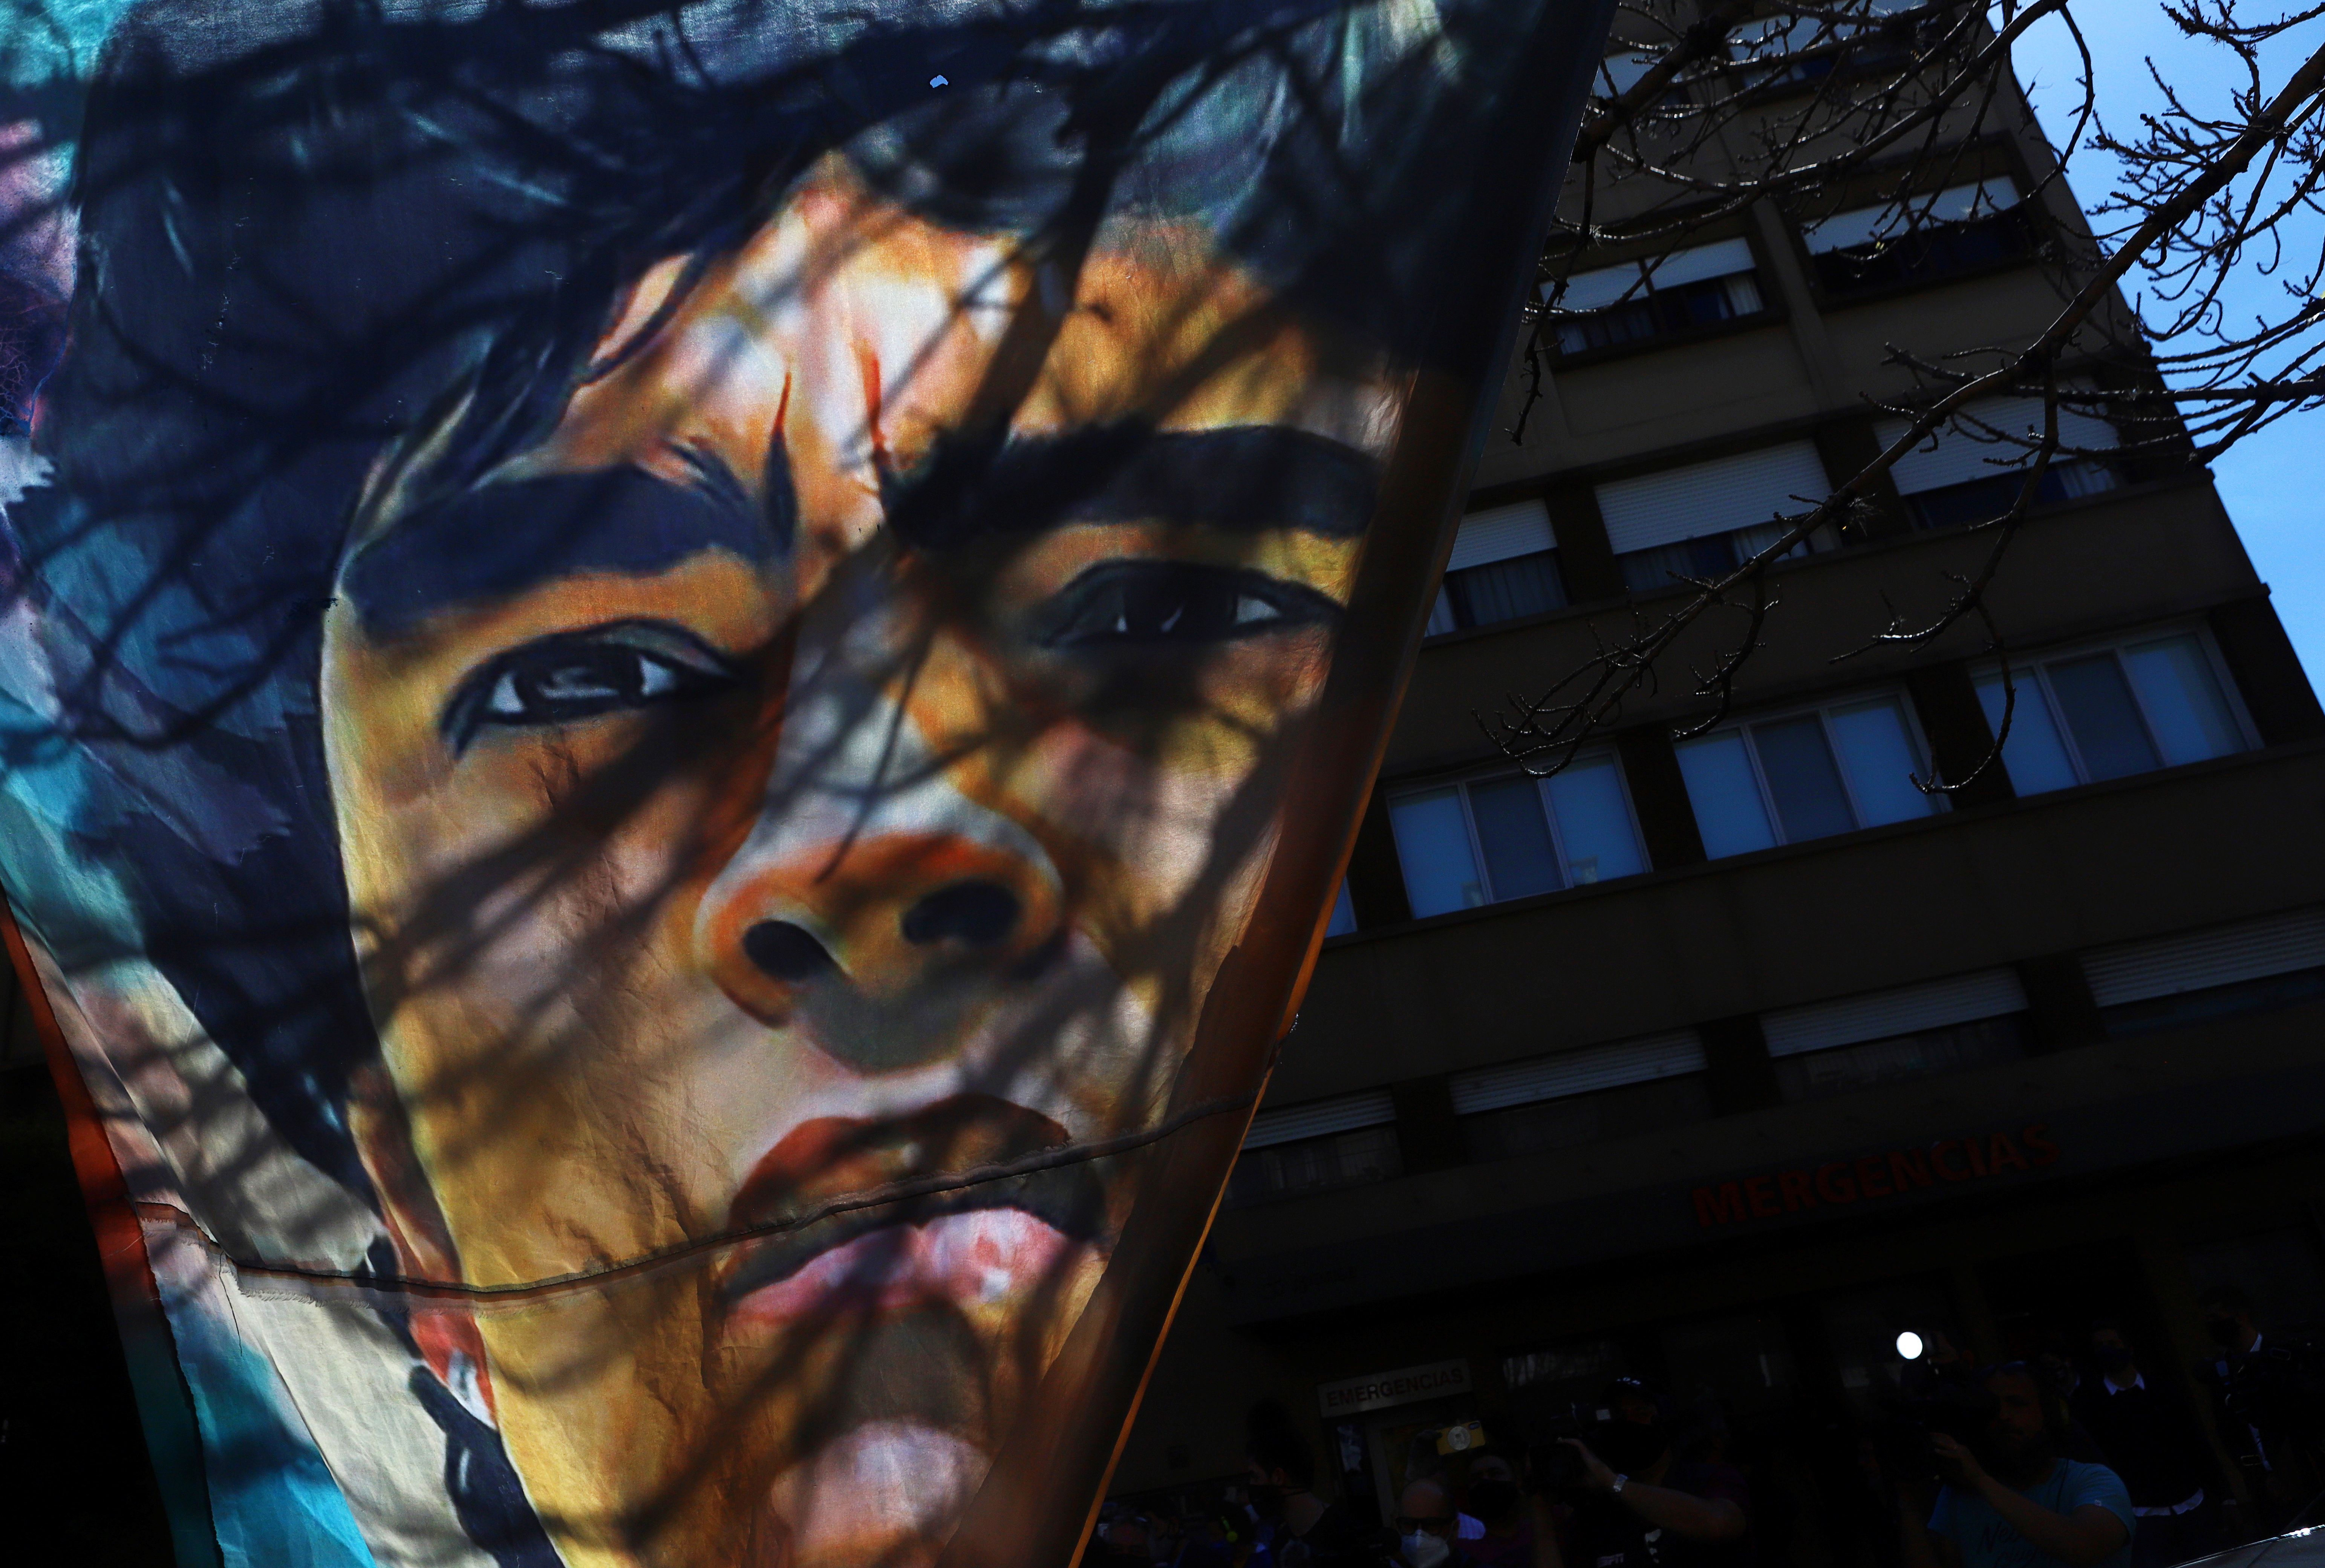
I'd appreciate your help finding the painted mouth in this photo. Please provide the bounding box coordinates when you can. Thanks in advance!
[726,1208,1088,1326]
[717,1093,1111,1323]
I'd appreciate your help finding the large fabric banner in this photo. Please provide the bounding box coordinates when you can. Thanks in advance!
[0,1,1610,1563]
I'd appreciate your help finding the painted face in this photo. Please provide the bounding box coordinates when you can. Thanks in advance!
[321,156,1399,1568]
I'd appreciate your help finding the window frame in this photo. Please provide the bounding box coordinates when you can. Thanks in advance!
[1897,457,2118,532]
[1771,1013,2031,1104]
[1720,0,1935,100]
[1424,498,1568,639]
[1387,751,1652,916]
[1223,1121,1403,1208]
[2082,905,2325,1038]
[1878,390,2125,531]
[1541,234,1776,367]
[1973,623,2259,792]
[1615,517,1814,596]
[1797,167,2043,304]
[1679,688,1946,853]
[1593,439,1837,599]
[1760,966,2033,1104]
[1427,548,1567,636]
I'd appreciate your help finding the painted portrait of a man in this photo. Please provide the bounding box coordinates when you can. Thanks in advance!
[0,1,1605,1564]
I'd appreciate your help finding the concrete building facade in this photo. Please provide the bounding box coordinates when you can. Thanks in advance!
[1110,8,2325,1562]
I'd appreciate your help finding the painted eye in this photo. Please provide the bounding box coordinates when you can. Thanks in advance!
[443,620,741,753]
[1033,562,1338,650]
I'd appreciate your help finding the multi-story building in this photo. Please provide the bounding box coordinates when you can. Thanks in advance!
[1109,7,2325,1560]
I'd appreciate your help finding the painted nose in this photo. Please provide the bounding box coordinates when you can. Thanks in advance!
[701,832,1062,1029]
[738,879,1022,980]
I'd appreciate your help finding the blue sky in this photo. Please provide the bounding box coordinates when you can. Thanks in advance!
[2011,5,2325,677]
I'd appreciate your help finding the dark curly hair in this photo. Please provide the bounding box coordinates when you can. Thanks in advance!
[11,0,1597,1199]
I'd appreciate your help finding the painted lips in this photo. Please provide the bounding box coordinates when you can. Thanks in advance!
[717,1093,1109,1326]
[726,1207,1082,1325]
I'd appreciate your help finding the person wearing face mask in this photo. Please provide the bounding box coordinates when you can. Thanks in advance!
[1398,1478,1489,1568]
[1561,1380,1753,1568]
[2194,1286,2325,1536]
[2071,1322,2225,1568]
[1402,1436,1489,1544]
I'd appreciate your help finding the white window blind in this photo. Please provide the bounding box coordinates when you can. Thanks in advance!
[1804,178,2020,255]
[1877,396,2120,494]
[1243,1090,1396,1148]
[1448,499,1557,572]
[1551,239,1757,312]
[1449,1031,1706,1116]
[1595,442,1830,556]
[1730,1,1925,52]
[1554,263,1648,312]
[2082,908,2325,1008]
[1761,969,2028,1059]
[1645,238,1757,290]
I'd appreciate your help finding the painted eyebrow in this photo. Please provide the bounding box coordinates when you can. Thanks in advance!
[880,424,1381,551]
[341,456,788,639]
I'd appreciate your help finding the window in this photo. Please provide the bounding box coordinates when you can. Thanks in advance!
[1593,49,1659,100]
[1451,1030,1709,1161]
[1544,239,1767,357]
[1878,395,2120,530]
[1973,630,2250,795]
[1726,2,1926,92]
[1388,756,1648,918]
[1505,1337,1628,1398]
[2082,906,2325,1038]
[1761,969,2030,1102]
[1772,1016,2028,1101]
[1675,693,1939,858]
[1427,500,1566,634]
[1324,880,1357,937]
[1595,443,1829,594]
[1804,178,2034,296]
[1227,1092,1401,1207]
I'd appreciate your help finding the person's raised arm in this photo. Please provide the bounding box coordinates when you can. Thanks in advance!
[1561,1441,1745,1544]
[1928,1438,2128,1568]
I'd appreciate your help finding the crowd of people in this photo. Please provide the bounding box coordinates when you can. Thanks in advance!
[1077,1288,2325,1568]
[1879,1288,2325,1568]
[1079,1384,1761,1568]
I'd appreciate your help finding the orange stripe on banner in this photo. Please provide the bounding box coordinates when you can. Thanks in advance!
[0,893,159,1312]
[0,885,219,1563]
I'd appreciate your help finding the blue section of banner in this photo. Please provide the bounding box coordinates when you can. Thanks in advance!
[158,1281,380,1568]
[0,0,139,88]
